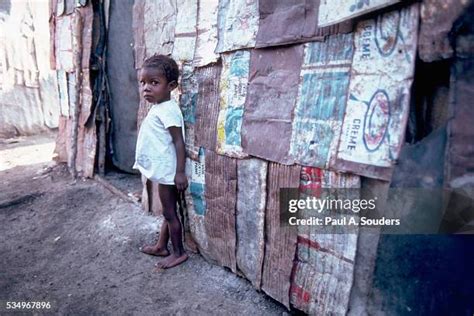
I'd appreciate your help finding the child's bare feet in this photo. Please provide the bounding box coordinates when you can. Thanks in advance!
[155,253,188,269]
[139,245,170,257]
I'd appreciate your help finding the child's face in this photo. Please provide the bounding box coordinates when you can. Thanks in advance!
[139,67,176,104]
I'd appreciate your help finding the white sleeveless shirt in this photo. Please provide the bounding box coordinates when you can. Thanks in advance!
[133,99,185,184]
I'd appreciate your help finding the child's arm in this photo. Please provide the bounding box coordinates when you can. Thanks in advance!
[168,126,188,191]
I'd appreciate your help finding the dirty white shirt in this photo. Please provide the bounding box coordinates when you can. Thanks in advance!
[133,99,184,185]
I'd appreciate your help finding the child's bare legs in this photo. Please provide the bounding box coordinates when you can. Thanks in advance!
[155,184,188,269]
[140,180,170,256]
[140,221,170,256]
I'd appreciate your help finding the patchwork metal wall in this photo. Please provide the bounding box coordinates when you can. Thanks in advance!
[49,0,473,314]
[128,0,425,314]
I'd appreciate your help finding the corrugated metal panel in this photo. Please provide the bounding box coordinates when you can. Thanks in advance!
[216,50,250,158]
[261,163,301,308]
[172,0,197,62]
[55,14,74,72]
[447,58,474,188]
[255,0,353,48]
[193,0,220,67]
[290,167,360,315]
[318,0,401,27]
[143,0,177,58]
[215,0,258,53]
[203,150,238,272]
[241,45,304,164]
[236,158,267,288]
[289,34,354,169]
[334,4,419,179]
[418,0,470,62]
[194,63,222,152]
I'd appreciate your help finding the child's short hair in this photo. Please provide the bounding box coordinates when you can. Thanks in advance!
[142,54,179,83]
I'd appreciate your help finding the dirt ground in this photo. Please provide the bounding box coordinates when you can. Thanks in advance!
[0,133,288,315]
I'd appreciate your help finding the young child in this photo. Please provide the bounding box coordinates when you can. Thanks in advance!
[134,54,188,269]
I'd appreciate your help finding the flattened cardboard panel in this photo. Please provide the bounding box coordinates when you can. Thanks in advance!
[256,0,353,48]
[194,63,222,152]
[291,167,360,315]
[261,163,301,308]
[194,0,219,67]
[290,34,354,169]
[242,45,304,164]
[203,150,238,272]
[418,0,470,62]
[143,0,177,58]
[236,158,268,288]
[447,58,474,188]
[216,50,250,158]
[335,4,419,179]
[216,0,258,53]
[318,0,401,27]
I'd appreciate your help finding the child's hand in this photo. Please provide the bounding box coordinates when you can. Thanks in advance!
[174,172,188,191]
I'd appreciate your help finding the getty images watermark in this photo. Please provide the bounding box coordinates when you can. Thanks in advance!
[279,188,474,234]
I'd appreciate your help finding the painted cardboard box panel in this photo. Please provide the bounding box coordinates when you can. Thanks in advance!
[291,167,360,315]
[236,158,267,288]
[186,149,209,253]
[241,45,304,164]
[193,0,220,67]
[216,0,258,53]
[318,0,401,27]
[335,4,419,174]
[290,34,354,169]
[216,50,250,158]
[172,0,197,62]
[179,62,200,160]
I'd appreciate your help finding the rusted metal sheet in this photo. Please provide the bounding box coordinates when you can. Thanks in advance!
[193,0,220,67]
[194,62,222,152]
[236,158,267,288]
[255,0,353,48]
[55,14,74,72]
[334,4,419,180]
[216,50,250,158]
[290,167,360,315]
[143,0,177,58]
[446,58,474,188]
[261,163,301,308]
[215,0,258,53]
[172,0,197,62]
[318,0,401,27]
[204,150,238,272]
[241,45,304,164]
[289,33,354,169]
[180,62,200,160]
[418,0,470,62]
